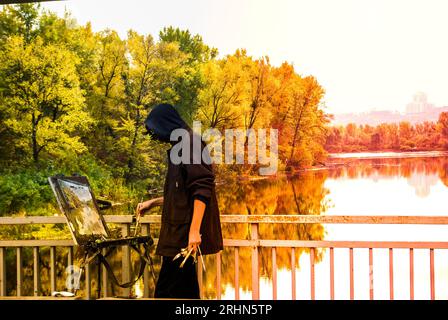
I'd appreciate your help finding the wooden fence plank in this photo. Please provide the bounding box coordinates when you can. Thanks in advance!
[410,248,414,300]
[369,248,373,300]
[389,248,394,300]
[234,247,239,300]
[67,247,74,293]
[330,248,335,300]
[16,247,23,297]
[251,223,259,300]
[430,248,435,300]
[272,247,277,300]
[310,248,315,300]
[291,248,296,300]
[141,224,150,298]
[350,248,354,300]
[0,240,74,247]
[3,215,448,225]
[50,247,56,293]
[223,239,448,249]
[33,247,40,296]
[121,224,131,297]
[0,248,5,296]
[216,252,221,300]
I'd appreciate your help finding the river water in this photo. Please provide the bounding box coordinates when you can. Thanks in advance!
[206,152,448,300]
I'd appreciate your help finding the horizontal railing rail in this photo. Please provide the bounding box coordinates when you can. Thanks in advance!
[1,214,448,300]
[2,214,448,225]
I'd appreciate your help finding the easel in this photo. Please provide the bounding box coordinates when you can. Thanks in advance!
[75,235,156,299]
[48,174,157,299]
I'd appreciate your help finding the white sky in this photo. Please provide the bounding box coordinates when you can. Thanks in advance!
[39,0,448,114]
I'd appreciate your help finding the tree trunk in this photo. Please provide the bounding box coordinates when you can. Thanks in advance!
[126,108,141,181]
[289,106,304,164]
[32,113,39,163]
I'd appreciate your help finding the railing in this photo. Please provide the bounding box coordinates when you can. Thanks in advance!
[1,215,448,300]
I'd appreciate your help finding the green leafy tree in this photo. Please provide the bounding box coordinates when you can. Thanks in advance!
[159,26,217,63]
[0,36,93,165]
[85,29,128,164]
[0,4,39,45]
[37,10,98,94]
[120,30,189,181]
[159,26,217,124]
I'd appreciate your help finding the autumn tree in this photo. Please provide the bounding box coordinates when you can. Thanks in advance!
[0,3,39,45]
[0,3,334,218]
[283,75,326,166]
[120,30,190,181]
[86,29,128,162]
[325,120,445,152]
[0,36,93,165]
[438,112,448,149]
[242,53,277,131]
[159,26,216,124]
[197,56,248,129]
[159,26,217,63]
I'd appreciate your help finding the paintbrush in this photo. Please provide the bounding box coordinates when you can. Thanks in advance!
[133,197,143,237]
[173,245,206,272]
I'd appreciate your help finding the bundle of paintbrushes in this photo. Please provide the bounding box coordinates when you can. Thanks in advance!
[173,245,206,271]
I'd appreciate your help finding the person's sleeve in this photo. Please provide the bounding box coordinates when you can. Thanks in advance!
[193,194,210,207]
[182,157,215,207]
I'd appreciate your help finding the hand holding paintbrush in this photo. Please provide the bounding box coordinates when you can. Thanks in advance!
[134,196,164,236]
[133,197,143,237]
[172,244,206,271]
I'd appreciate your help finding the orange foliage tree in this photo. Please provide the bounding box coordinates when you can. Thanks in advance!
[325,113,448,152]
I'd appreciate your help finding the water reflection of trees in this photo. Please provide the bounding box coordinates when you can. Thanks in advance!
[1,172,332,298]
[6,157,446,298]
[325,157,448,200]
[328,157,448,188]
[201,172,330,298]
[439,159,448,187]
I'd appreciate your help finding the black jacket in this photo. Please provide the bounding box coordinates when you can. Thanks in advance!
[145,104,223,257]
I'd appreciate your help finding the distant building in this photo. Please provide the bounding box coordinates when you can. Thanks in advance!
[405,92,434,114]
[331,92,448,126]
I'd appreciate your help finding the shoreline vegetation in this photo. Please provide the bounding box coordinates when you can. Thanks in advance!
[236,150,448,181]
[0,4,328,218]
[328,150,448,159]
[0,4,447,219]
[325,118,448,153]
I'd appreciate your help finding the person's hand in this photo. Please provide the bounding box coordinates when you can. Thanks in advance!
[136,199,155,217]
[188,229,202,254]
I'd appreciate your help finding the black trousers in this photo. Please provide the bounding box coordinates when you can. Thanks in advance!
[154,256,200,299]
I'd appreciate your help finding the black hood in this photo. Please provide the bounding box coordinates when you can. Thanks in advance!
[144,103,189,143]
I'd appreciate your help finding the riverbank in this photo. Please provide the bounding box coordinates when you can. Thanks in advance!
[231,150,448,182]
[328,150,448,160]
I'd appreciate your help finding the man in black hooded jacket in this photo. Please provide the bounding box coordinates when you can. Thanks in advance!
[136,103,223,299]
